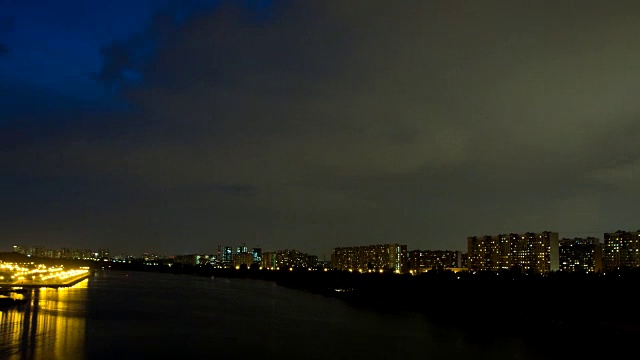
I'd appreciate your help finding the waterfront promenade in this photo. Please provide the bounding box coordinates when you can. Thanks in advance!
[1,271,90,289]
[0,262,91,289]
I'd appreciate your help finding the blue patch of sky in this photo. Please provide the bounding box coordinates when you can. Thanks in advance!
[0,0,280,124]
[0,0,169,107]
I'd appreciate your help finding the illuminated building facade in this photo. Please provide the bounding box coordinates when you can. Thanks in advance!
[307,255,318,268]
[467,232,559,273]
[559,237,602,273]
[13,245,103,260]
[262,252,276,269]
[252,248,262,263]
[261,250,312,269]
[223,247,233,262]
[460,253,468,268]
[73,249,93,260]
[233,253,254,267]
[408,250,461,272]
[98,249,110,259]
[603,231,640,270]
[331,244,407,272]
[173,254,199,266]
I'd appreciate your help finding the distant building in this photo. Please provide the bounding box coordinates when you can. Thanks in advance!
[261,250,313,269]
[197,254,216,265]
[98,249,110,259]
[13,245,105,260]
[603,231,640,270]
[262,252,277,269]
[173,254,199,266]
[223,247,233,262]
[277,249,311,268]
[307,255,318,268]
[331,244,407,273]
[252,248,262,263]
[73,249,93,260]
[559,237,602,273]
[408,250,461,272]
[460,253,468,268]
[467,232,559,273]
[44,249,61,259]
[233,253,254,268]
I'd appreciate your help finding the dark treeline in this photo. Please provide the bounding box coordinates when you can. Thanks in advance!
[101,260,640,337]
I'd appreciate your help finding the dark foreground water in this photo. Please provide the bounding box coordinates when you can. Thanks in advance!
[0,271,590,360]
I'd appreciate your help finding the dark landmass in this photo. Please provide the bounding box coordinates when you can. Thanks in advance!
[96,260,639,335]
[2,252,637,356]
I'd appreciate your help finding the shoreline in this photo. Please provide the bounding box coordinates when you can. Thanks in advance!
[7,260,640,340]
[0,272,91,290]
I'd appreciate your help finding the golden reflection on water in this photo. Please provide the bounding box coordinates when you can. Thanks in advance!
[0,279,88,360]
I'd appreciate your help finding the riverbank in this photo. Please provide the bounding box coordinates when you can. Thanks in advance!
[93,262,640,341]
[0,272,91,290]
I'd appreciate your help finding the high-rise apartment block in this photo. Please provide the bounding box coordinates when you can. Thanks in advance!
[603,231,640,270]
[252,248,262,263]
[408,250,462,272]
[559,237,602,273]
[233,253,254,268]
[261,249,312,269]
[467,232,559,273]
[331,244,407,273]
[98,249,110,259]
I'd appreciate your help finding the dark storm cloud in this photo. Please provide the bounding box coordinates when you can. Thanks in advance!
[4,0,640,255]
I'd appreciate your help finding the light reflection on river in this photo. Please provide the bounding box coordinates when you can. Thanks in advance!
[0,280,87,359]
[0,271,555,360]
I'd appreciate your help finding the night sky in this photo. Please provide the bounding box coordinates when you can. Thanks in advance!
[2,1,640,257]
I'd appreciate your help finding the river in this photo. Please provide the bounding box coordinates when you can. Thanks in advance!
[0,270,589,359]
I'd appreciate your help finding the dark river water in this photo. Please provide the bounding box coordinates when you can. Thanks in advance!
[0,271,590,360]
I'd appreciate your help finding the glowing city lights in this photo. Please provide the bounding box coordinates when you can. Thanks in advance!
[0,262,89,286]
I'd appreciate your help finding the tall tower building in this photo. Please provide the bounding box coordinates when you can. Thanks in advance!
[252,248,262,263]
[603,231,640,270]
[223,246,233,262]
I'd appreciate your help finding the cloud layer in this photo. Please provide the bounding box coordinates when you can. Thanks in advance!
[3,1,640,255]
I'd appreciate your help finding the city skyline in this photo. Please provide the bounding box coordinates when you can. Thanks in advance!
[3,1,640,256]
